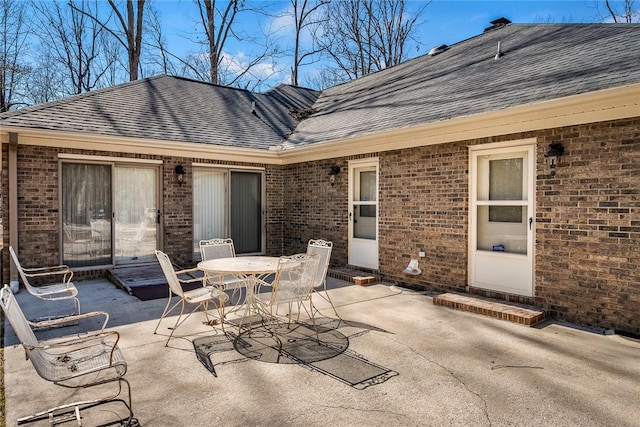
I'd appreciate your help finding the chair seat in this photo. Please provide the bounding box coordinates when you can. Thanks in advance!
[183,286,229,305]
[34,342,126,386]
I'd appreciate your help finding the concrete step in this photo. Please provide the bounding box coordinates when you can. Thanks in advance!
[433,292,546,326]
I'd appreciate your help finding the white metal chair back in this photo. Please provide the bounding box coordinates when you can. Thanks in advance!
[155,250,187,298]
[306,239,342,319]
[199,238,236,261]
[0,284,39,348]
[272,253,320,305]
[199,238,245,290]
[306,239,333,289]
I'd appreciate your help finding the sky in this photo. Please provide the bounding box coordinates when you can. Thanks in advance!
[151,0,624,88]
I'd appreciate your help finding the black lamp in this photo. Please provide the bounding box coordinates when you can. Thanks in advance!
[544,142,564,176]
[328,165,341,186]
[174,164,186,186]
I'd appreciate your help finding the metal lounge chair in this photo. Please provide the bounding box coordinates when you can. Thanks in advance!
[154,250,229,346]
[306,239,341,318]
[9,246,81,318]
[0,285,136,426]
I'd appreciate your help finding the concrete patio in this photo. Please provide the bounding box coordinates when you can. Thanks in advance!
[3,277,640,426]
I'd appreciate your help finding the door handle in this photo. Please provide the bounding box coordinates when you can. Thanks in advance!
[529,217,533,230]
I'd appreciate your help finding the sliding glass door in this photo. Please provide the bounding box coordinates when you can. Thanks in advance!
[193,168,264,258]
[61,161,159,267]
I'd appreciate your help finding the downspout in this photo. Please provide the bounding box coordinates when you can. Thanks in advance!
[9,132,19,292]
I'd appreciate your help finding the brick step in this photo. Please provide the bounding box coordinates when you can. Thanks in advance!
[327,267,379,285]
[433,293,546,326]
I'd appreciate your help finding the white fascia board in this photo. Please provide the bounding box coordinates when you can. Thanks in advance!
[276,83,640,164]
[3,83,639,165]
[0,129,285,165]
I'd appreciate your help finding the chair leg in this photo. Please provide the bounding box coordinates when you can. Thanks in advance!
[154,294,178,335]
[73,297,81,315]
[165,301,186,346]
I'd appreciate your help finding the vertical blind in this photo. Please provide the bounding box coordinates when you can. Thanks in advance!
[193,169,227,255]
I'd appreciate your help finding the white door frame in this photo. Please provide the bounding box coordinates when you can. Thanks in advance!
[469,139,536,296]
[348,158,379,270]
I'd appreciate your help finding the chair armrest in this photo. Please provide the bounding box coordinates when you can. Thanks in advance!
[30,330,121,363]
[29,310,109,331]
[22,265,74,283]
[176,267,206,285]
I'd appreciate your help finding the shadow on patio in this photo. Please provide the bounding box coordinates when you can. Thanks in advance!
[3,277,640,426]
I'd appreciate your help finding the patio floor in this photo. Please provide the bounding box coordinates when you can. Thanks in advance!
[3,278,640,426]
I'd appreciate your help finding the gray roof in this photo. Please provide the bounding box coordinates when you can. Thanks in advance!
[2,24,639,150]
[0,76,319,149]
[287,23,640,146]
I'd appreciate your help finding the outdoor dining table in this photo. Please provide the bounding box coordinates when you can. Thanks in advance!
[197,256,283,326]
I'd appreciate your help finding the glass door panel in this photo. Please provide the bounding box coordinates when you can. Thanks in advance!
[193,169,228,256]
[114,166,158,264]
[231,171,263,254]
[61,163,112,267]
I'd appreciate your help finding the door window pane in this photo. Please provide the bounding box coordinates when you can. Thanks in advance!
[231,172,262,254]
[477,206,527,254]
[61,163,111,267]
[358,170,377,201]
[114,167,157,263]
[193,169,228,256]
[489,158,523,200]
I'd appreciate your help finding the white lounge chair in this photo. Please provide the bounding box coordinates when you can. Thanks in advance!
[9,245,80,318]
[0,284,135,425]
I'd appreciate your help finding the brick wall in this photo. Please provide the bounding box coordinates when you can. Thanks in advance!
[277,118,640,334]
[3,116,639,334]
[535,119,640,334]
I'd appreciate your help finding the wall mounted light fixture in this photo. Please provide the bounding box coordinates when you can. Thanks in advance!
[174,164,186,186]
[328,165,341,187]
[544,142,564,176]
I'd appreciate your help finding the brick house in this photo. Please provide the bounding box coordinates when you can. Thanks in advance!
[2,22,639,335]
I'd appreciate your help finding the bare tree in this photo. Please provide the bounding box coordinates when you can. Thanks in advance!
[604,0,639,22]
[31,0,114,95]
[1,0,31,111]
[289,0,330,86]
[315,0,428,84]
[195,0,240,84]
[70,0,147,81]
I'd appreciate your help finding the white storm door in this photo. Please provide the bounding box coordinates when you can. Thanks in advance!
[470,143,535,296]
[348,159,379,270]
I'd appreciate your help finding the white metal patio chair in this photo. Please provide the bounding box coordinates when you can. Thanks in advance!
[199,238,246,292]
[255,253,320,341]
[306,239,341,318]
[9,246,81,318]
[0,285,136,426]
[154,250,229,346]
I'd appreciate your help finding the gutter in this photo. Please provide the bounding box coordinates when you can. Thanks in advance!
[2,83,639,166]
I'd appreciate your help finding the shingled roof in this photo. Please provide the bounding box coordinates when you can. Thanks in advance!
[0,75,319,149]
[2,23,640,150]
[286,23,640,147]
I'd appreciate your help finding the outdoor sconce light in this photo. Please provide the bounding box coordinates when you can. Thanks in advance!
[544,142,564,176]
[174,164,186,186]
[328,165,341,187]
